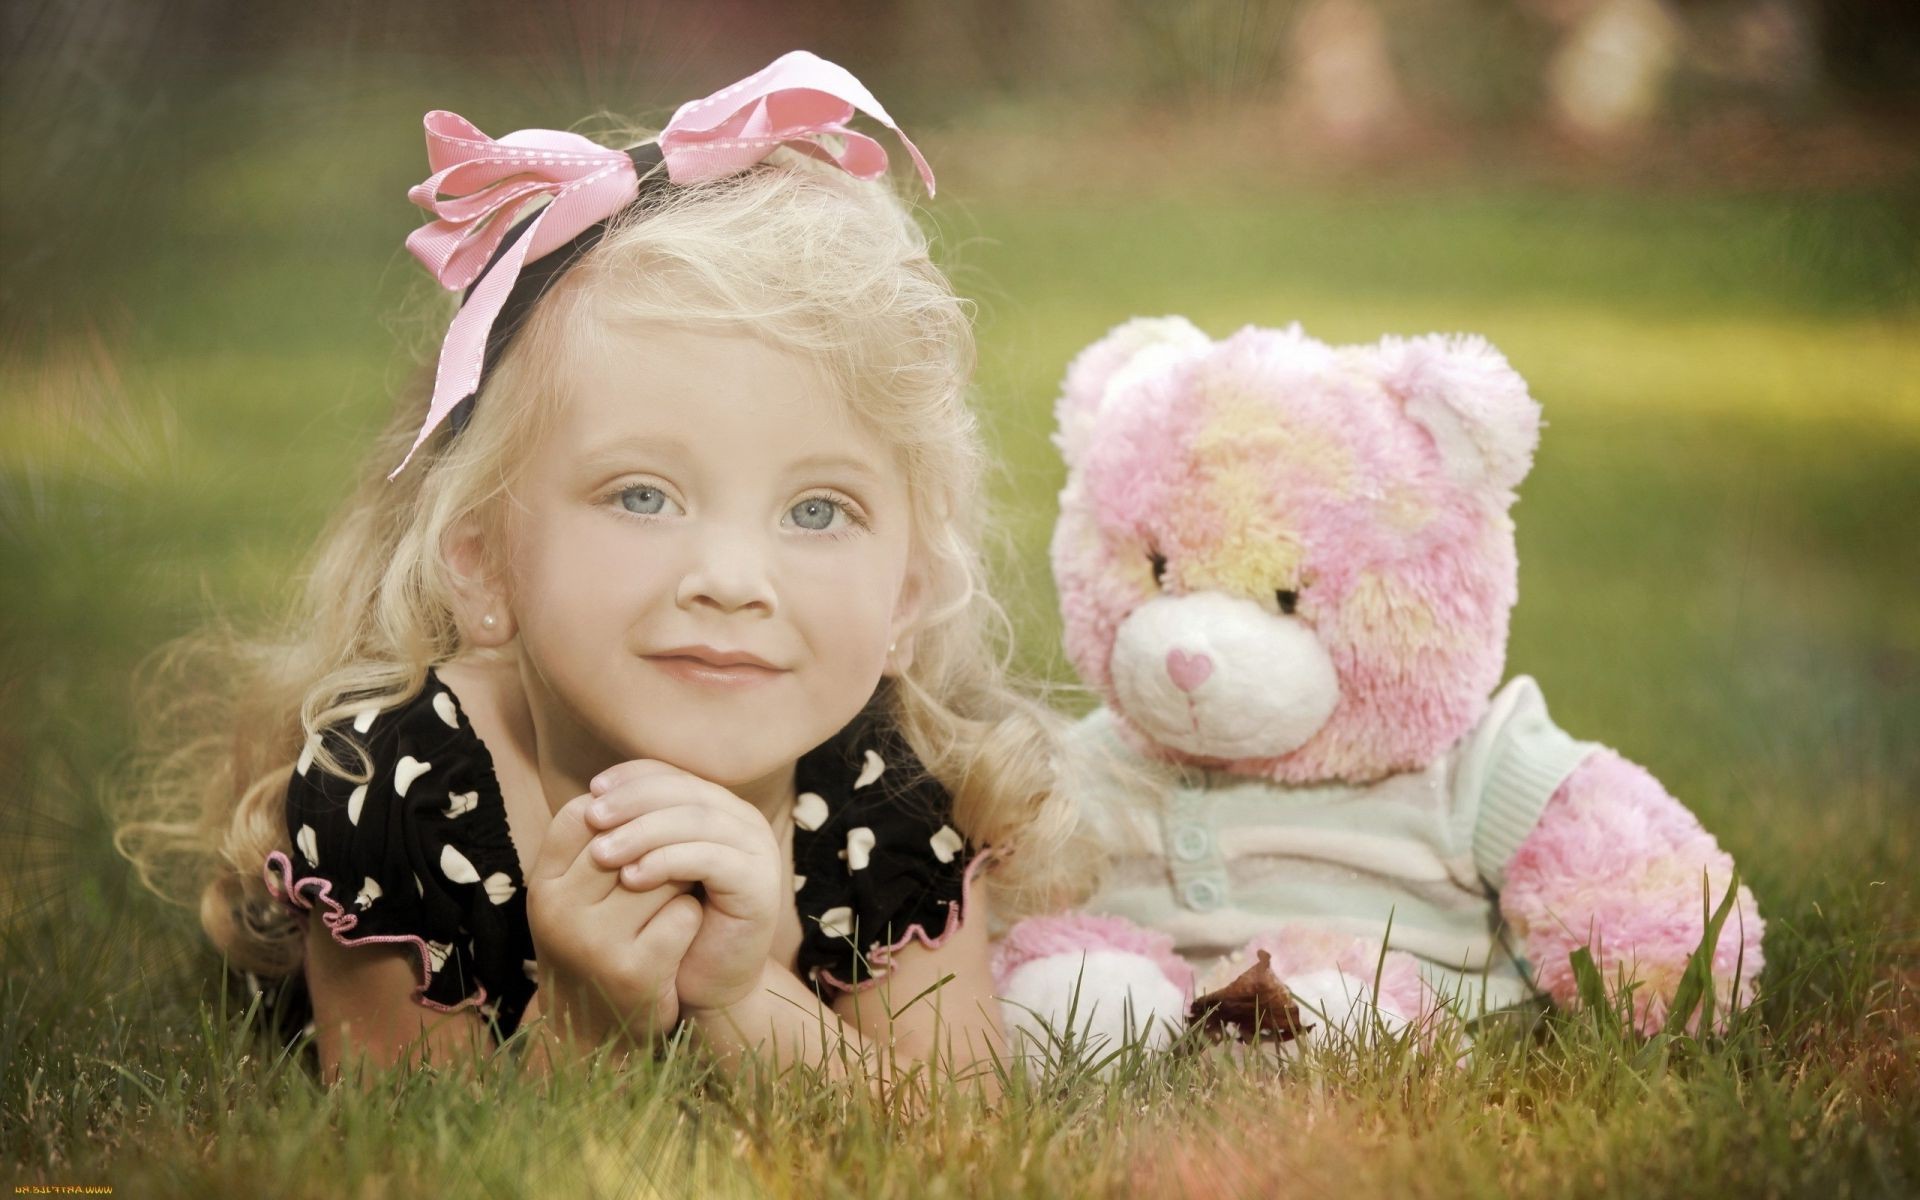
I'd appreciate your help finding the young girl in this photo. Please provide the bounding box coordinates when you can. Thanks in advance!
[116,51,1092,1091]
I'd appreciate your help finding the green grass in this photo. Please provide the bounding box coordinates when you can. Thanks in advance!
[3,79,1917,1196]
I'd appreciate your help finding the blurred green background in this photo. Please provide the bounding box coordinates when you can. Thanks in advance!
[1,0,1917,1186]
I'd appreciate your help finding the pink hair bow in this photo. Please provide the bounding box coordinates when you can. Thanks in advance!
[393,49,936,478]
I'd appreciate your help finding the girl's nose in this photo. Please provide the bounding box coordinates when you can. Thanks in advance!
[675,528,777,615]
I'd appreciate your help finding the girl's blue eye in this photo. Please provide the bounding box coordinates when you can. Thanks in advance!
[790,497,841,531]
[619,486,668,515]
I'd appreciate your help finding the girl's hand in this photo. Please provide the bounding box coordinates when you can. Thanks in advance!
[525,793,703,1048]
[584,760,783,1015]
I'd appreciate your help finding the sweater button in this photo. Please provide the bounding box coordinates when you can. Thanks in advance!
[1171,824,1210,862]
[1182,877,1223,911]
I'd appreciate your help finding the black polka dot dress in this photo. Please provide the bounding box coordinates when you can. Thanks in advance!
[789,698,987,993]
[262,672,538,1048]
[259,670,979,1052]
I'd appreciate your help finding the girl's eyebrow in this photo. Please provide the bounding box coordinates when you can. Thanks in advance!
[784,453,882,486]
[574,440,884,491]
[576,433,694,472]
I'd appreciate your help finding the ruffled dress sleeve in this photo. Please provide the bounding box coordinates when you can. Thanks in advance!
[261,669,539,1044]
[790,702,986,994]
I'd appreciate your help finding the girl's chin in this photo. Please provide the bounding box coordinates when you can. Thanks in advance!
[609,721,813,792]
[585,676,873,791]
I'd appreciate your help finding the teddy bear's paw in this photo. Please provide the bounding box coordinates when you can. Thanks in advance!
[993,913,1194,1068]
[1501,749,1766,1038]
[998,948,1190,1065]
[1282,968,1418,1046]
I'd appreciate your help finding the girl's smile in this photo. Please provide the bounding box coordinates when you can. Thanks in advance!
[644,649,790,688]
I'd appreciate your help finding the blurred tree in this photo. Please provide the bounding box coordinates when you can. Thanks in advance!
[1544,0,1683,138]
[1115,0,1304,111]
[1280,0,1409,146]
[1383,0,1562,128]
[1802,0,1920,105]
[2,0,235,329]
[1672,0,1819,111]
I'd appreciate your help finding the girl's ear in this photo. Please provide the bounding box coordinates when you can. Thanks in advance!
[442,514,517,647]
[884,560,931,677]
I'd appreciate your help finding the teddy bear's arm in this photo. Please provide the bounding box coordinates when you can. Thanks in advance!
[1497,749,1764,1035]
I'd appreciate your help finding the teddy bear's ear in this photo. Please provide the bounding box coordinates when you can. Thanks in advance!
[1372,333,1541,496]
[1054,316,1212,466]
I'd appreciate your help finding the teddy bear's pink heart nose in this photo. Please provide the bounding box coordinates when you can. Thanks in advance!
[1166,648,1214,693]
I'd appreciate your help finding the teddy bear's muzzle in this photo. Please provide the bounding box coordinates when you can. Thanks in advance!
[1109,591,1339,761]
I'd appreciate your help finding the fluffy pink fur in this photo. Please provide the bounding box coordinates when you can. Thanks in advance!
[1501,750,1764,1035]
[992,912,1196,1003]
[1040,315,1763,1038]
[1053,315,1211,466]
[1054,323,1531,783]
[1370,333,1540,493]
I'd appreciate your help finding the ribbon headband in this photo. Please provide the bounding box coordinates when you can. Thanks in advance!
[393,49,936,478]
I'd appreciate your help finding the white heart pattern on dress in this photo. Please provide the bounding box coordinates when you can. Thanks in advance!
[296,734,319,777]
[295,823,319,867]
[355,876,382,910]
[413,872,424,897]
[483,872,516,905]
[853,749,885,790]
[792,874,807,892]
[426,940,452,974]
[817,906,855,940]
[445,791,478,818]
[793,791,829,831]
[432,690,459,729]
[393,756,432,797]
[347,784,368,827]
[523,958,539,982]
[439,843,480,884]
[844,826,876,871]
[352,705,379,734]
[929,824,964,864]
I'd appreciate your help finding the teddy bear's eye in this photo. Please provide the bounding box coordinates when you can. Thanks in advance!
[1276,589,1299,615]
[1148,549,1169,588]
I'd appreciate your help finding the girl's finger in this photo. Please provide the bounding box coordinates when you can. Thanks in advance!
[588,805,765,869]
[531,796,630,912]
[530,793,603,882]
[619,842,767,909]
[601,877,694,934]
[626,890,704,971]
[583,766,764,832]
[588,758,683,797]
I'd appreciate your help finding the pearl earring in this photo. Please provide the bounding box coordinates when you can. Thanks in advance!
[481,613,498,630]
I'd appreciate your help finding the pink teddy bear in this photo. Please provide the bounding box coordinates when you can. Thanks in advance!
[995,317,1764,1053]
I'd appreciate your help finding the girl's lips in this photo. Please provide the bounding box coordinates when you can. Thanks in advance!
[644,655,787,688]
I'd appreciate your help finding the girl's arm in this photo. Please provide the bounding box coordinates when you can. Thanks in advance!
[684,892,1006,1100]
[301,919,648,1088]
[831,890,1006,1094]
[305,785,703,1089]
[302,917,495,1089]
